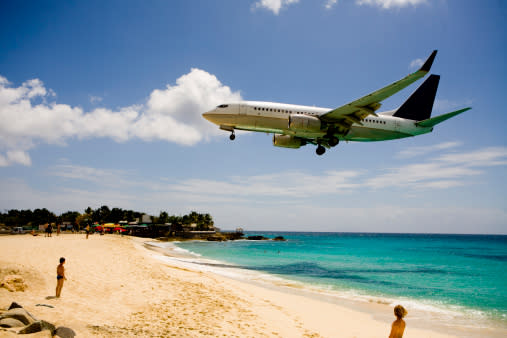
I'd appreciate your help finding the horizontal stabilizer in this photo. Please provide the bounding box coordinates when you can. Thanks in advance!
[416,107,470,128]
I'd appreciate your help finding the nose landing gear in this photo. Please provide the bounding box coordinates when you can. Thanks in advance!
[229,131,235,140]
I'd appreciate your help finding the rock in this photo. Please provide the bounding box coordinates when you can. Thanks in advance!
[18,320,55,335]
[206,235,226,241]
[54,326,76,338]
[7,302,23,310]
[0,307,37,325]
[0,275,27,292]
[0,317,25,328]
[273,236,286,241]
[247,235,268,240]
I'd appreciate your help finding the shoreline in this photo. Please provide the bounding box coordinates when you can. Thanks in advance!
[145,240,507,338]
[0,234,504,337]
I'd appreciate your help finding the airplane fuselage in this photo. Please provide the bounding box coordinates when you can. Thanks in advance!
[203,101,433,142]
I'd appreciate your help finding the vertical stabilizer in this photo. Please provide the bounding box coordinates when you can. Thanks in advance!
[393,74,440,121]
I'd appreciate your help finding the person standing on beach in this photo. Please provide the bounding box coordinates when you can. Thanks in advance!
[389,305,407,338]
[56,257,67,298]
[85,225,90,239]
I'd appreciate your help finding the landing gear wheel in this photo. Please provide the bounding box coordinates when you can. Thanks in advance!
[229,133,235,141]
[316,145,326,156]
[329,137,339,147]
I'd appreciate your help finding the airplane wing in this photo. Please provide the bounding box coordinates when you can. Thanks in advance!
[320,50,437,132]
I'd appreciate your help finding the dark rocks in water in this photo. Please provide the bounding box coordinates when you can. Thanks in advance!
[18,320,56,335]
[0,317,25,328]
[54,326,77,338]
[0,307,37,325]
[206,235,226,241]
[7,302,22,310]
[273,236,286,241]
[246,236,268,240]
[223,232,244,240]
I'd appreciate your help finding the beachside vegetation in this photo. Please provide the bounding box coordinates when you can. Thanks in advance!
[0,206,214,231]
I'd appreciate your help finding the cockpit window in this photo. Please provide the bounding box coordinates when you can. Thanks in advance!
[217,104,229,108]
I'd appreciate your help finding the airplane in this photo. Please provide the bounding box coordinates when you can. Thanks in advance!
[202,50,470,155]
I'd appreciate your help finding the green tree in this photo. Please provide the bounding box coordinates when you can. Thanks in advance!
[158,211,169,224]
[60,211,80,224]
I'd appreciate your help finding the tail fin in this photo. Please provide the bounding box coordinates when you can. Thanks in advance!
[393,74,440,121]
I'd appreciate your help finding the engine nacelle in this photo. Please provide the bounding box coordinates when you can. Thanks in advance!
[288,114,321,132]
[272,135,305,149]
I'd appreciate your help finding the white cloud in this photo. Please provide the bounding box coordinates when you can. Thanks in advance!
[356,0,427,9]
[324,0,338,10]
[0,69,241,166]
[46,146,502,203]
[167,170,362,199]
[0,152,32,167]
[89,95,103,104]
[253,0,300,15]
[396,141,462,158]
[437,147,507,167]
[367,146,507,189]
[409,58,424,69]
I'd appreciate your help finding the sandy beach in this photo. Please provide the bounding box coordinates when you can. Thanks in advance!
[0,234,498,337]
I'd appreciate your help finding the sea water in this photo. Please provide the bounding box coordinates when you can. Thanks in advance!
[171,232,507,330]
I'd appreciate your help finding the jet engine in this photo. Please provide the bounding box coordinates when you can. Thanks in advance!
[288,114,321,132]
[272,135,306,148]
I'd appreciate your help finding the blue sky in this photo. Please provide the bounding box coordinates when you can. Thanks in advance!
[0,0,506,233]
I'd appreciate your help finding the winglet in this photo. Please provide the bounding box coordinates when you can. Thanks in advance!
[420,50,438,72]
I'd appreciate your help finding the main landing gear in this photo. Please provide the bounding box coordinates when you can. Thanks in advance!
[328,136,339,147]
[316,144,326,156]
[229,131,235,140]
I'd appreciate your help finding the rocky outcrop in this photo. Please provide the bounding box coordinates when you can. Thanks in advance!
[18,320,55,335]
[0,307,37,325]
[7,302,23,310]
[0,275,28,292]
[0,317,25,328]
[0,303,73,336]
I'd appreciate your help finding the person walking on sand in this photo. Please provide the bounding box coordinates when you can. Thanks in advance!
[85,225,90,239]
[56,257,67,298]
[389,305,407,338]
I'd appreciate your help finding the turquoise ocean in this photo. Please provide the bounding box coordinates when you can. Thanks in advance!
[170,232,507,331]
